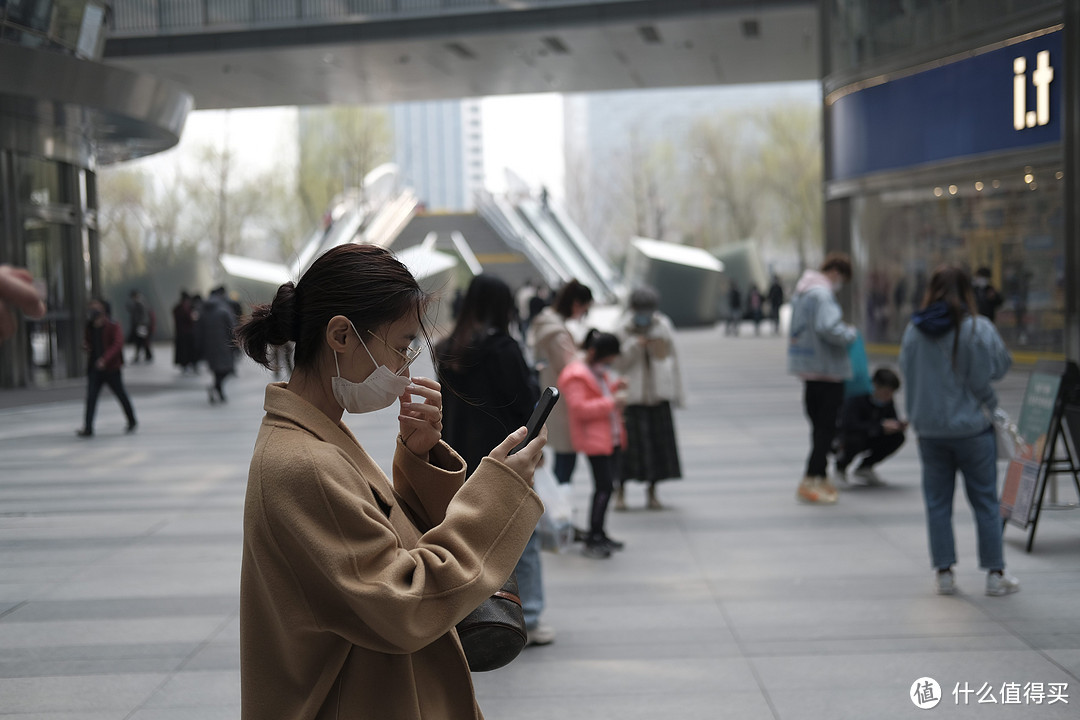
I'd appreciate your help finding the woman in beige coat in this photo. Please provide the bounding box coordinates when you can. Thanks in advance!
[234,244,546,720]
[526,279,593,486]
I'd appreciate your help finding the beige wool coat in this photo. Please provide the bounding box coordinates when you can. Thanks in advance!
[526,307,578,453]
[241,383,543,720]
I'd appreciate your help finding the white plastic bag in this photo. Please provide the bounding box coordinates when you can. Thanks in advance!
[532,466,573,553]
[992,407,1022,460]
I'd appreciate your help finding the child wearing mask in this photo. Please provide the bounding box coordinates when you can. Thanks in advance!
[559,330,627,559]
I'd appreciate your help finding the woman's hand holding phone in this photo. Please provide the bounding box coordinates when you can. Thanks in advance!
[490,425,547,487]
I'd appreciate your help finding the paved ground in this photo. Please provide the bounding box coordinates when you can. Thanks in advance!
[1,327,1078,719]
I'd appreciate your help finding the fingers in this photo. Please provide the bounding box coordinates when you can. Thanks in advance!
[407,376,441,399]
[0,266,46,319]
[492,427,528,460]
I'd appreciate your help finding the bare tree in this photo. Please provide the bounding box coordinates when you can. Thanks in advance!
[756,104,823,271]
[297,105,393,227]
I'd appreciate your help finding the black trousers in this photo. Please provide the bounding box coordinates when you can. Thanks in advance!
[837,432,906,471]
[84,368,136,431]
[586,448,621,542]
[803,381,845,477]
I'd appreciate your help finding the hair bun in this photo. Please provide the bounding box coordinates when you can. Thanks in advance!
[265,281,298,345]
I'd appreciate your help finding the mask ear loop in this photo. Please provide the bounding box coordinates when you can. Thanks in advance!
[336,319,380,380]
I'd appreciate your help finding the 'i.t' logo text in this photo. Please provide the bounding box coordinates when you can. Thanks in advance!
[1014,50,1053,130]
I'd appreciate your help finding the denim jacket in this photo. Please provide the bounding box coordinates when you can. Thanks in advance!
[899,304,1012,439]
[787,270,856,381]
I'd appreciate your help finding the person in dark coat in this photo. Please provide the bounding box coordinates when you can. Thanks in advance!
[77,299,137,437]
[126,289,154,363]
[834,367,907,486]
[973,267,1004,322]
[172,291,196,373]
[201,286,236,404]
[725,282,742,336]
[435,274,554,646]
[768,276,784,335]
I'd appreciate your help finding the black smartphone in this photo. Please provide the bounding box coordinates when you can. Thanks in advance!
[509,386,560,455]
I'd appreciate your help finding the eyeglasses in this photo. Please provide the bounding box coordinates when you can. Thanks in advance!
[367,330,423,374]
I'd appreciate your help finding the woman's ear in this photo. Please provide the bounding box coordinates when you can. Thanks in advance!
[325,315,352,353]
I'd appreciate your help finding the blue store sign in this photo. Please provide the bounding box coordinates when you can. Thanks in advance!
[829,29,1063,182]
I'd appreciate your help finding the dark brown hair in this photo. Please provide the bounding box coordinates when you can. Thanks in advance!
[820,252,853,280]
[921,264,977,366]
[582,329,620,361]
[235,244,429,371]
[552,279,593,319]
[437,274,515,373]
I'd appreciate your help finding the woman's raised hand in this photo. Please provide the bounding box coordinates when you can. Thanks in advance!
[398,376,443,457]
[489,425,547,487]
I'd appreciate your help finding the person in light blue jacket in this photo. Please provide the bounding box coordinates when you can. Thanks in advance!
[788,252,857,505]
[899,265,1018,597]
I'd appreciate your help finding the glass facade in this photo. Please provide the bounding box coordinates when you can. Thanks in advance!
[853,161,1065,354]
[825,0,1059,78]
[6,152,93,385]
[0,0,107,59]
[824,2,1069,359]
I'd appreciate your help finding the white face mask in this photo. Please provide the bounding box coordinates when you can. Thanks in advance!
[832,279,845,294]
[331,321,412,414]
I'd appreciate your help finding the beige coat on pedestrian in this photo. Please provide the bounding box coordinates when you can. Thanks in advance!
[615,311,685,408]
[527,307,579,453]
[240,383,543,720]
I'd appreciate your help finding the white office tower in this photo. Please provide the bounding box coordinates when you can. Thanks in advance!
[393,99,484,211]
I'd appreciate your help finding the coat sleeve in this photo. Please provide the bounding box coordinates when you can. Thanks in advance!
[102,323,125,366]
[814,293,857,347]
[964,318,1012,410]
[258,438,542,656]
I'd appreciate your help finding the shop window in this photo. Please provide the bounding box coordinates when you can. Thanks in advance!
[852,164,1065,354]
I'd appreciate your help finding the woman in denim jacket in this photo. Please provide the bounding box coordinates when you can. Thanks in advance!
[899,265,1018,597]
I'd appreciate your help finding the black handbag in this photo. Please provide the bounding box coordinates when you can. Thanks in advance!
[455,572,527,672]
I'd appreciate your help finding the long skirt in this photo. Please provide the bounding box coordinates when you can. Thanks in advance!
[621,401,682,483]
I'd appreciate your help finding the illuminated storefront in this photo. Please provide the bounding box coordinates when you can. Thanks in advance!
[822,1,1068,360]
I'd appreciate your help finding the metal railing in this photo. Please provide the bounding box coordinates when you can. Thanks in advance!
[108,0,627,35]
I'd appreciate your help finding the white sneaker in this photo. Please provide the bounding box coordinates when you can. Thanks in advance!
[853,466,885,486]
[796,476,837,505]
[526,623,556,646]
[936,569,957,595]
[986,571,1020,596]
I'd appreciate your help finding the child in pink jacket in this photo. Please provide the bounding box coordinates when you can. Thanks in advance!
[559,330,627,559]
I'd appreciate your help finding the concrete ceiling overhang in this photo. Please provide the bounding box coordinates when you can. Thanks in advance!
[103,0,818,109]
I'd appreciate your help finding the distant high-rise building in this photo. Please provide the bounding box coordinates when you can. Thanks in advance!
[393,99,484,211]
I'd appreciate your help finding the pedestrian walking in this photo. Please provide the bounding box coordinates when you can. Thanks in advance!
[559,330,627,559]
[527,279,593,485]
[768,275,784,335]
[899,265,1019,597]
[436,273,555,647]
[233,243,546,720]
[748,284,764,335]
[201,286,236,404]
[614,287,684,510]
[126,290,154,363]
[76,299,137,437]
[788,252,857,505]
[725,282,742,336]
